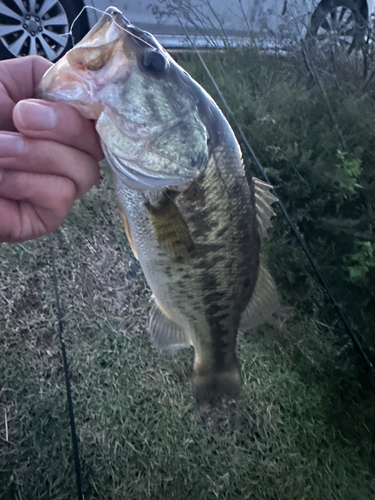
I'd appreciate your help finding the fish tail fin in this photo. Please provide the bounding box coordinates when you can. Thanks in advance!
[192,362,241,404]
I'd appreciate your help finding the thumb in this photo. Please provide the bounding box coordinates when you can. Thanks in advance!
[13,99,58,132]
[13,99,103,161]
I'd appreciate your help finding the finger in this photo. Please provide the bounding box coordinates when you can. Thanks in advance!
[13,99,103,161]
[0,168,75,207]
[0,198,44,243]
[0,171,76,243]
[0,56,51,102]
[0,56,52,131]
[0,133,101,199]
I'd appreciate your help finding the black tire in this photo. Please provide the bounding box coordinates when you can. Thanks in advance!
[307,0,367,53]
[0,0,89,62]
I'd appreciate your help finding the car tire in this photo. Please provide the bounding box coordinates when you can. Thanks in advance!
[0,0,89,62]
[307,0,367,54]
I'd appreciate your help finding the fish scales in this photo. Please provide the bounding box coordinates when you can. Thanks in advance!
[38,7,279,403]
[116,142,260,401]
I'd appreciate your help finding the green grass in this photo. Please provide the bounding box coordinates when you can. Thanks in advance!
[1,48,375,499]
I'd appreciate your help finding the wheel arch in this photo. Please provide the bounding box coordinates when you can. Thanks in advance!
[315,0,369,20]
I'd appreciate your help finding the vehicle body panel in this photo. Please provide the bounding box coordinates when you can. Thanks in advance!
[82,0,375,47]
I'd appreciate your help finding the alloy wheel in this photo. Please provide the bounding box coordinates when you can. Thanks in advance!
[0,0,70,60]
[314,5,365,53]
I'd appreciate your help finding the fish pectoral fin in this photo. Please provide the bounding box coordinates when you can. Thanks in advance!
[145,195,195,259]
[253,177,278,238]
[240,261,282,331]
[148,299,191,351]
[121,209,139,260]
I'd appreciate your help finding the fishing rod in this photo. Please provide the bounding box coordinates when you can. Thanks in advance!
[50,236,84,500]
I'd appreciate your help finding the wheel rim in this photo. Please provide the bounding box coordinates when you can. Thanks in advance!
[315,6,362,52]
[0,0,70,60]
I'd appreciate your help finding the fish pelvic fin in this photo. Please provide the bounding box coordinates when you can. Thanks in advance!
[121,209,139,260]
[193,362,241,405]
[148,299,191,352]
[240,261,281,331]
[253,177,278,238]
[145,194,195,259]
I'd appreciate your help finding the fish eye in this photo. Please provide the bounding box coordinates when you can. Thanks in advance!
[140,49,167,74]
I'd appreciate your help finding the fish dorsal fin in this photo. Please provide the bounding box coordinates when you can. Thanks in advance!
[253,178,278,238]
[145,194,195,259]
[240,261,281,331]
[148,299,191,351]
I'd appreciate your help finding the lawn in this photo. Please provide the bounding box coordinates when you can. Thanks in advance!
[1,46,375,499]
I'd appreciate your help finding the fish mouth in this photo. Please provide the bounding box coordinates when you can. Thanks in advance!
[36,7,136,119]
[36,57,103,119]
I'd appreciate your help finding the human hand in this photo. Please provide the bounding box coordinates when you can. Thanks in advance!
[0,55,103,243]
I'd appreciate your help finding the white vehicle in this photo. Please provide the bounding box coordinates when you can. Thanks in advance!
[0,0,374,61]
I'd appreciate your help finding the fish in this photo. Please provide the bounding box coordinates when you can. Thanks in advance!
[37,7,280,404]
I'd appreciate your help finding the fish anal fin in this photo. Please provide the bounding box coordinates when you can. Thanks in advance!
[148,299,191,352]
[240,261,281,331]
[253,177,278,238]
[121,209,139,260]
[145,195,195,260]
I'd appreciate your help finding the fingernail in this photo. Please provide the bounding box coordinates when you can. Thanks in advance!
[0,133,25,156]
[14,100,58,130]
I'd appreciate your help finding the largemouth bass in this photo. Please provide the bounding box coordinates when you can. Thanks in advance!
[38,7,279,403]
